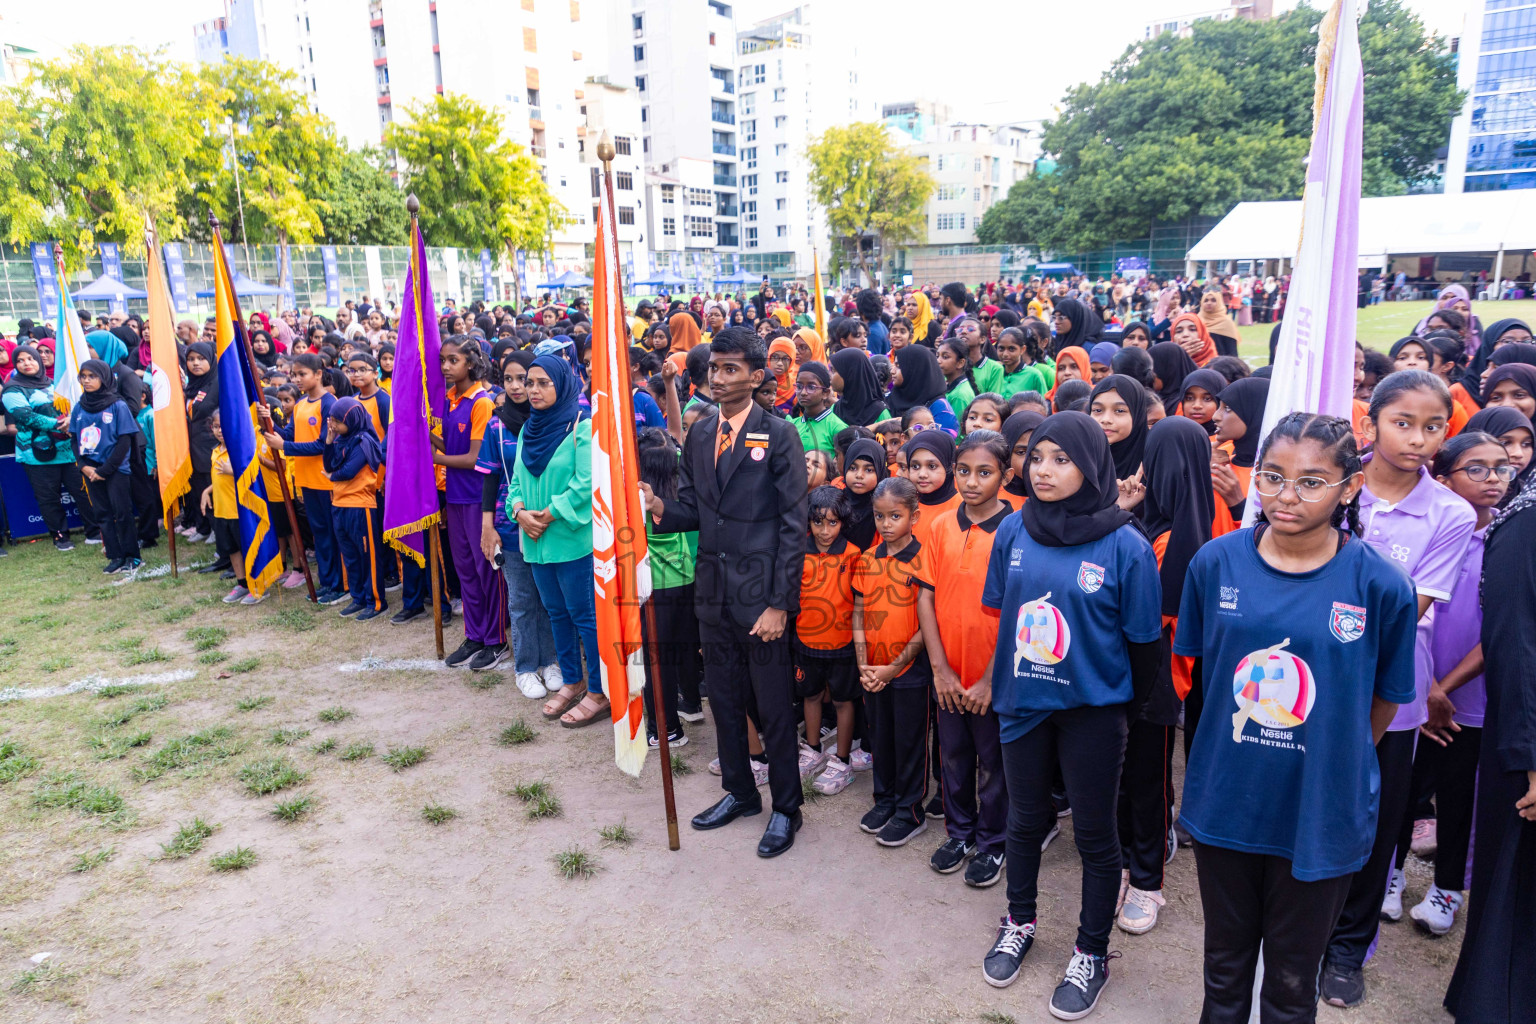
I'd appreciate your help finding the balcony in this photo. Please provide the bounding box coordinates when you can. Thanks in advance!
[711,76,735,95]
[711,110,735,125]
[716,203,739,218]
[713,173,737,187]
[530,145,547,158]
[712,142,736,156]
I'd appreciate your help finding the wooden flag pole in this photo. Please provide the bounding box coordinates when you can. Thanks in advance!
[406,194,447,661]
[209,213,316,602]
[166,498,179,579]
[599,133,679,851]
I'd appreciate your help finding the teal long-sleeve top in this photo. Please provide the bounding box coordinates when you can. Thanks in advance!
[504,418,592,564]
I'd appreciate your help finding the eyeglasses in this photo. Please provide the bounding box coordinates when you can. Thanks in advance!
[795,383,825,393]
[1450,464,1517,482]
[1253,472,1348,501]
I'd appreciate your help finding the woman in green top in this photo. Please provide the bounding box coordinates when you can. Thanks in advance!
[506,354,604,728]
[937,337,978,424]
[1,343,97,550]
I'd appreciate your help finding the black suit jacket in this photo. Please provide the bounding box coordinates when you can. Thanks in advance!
[655,402,807,628]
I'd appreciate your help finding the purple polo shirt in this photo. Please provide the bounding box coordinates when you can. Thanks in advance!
[443,385,493,505]
[1358,456,1477,732]
[1431,525,1487,727]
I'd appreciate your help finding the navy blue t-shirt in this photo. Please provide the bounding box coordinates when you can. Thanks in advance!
[633,387,665,432]
[1174,529,1417,881]
[69,399,140,474]
[982,516,1162,742]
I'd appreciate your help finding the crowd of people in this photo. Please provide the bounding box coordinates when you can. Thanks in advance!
[2,272,1533,1023]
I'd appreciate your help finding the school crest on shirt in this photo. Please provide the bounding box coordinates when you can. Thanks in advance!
[1329,602,1367,643]
[1077,561,1105,594]
[101,411,113,424]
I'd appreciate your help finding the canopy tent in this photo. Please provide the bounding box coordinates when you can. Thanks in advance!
[537,270,593,289]
[73,274,148,301]
[1187,191,1536,264]
[713,269,753,286]
[194,272,288,298]
[1036,262,1080,275]
[632,271,689,288]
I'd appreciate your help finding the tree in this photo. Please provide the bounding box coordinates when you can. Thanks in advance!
[0,46,206,266]
[185,59,347,246]
[806,123,935,285]
[977,0,1462,252]
[316,148,410,245]
[383,93,565,260]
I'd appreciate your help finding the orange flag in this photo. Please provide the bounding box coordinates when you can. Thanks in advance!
[591,160,652,777]
[813,248,828,343]
[143,222,190,519]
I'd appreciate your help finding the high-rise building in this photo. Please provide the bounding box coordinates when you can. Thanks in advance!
[885,106,1038,246]
[1143,0,1276,40]
[1445,0,1536,193]
[191,0,646,275]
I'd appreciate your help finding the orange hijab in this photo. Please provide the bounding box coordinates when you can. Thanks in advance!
[669,311,702,352]
[793,326,827,364]
[1169,313,1218,367]
[768,337,798,406]
[1047,346,1091,399]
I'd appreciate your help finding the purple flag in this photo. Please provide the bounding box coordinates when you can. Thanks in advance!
[383,221,447,564]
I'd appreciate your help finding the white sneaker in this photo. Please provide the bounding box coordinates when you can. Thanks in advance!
[813,755,853,795]
[1409,885,1463,936]
[1116,868,1130,915]
[539,663,564,696]
[708,756,723,776]
[1380,867,1406,922]
[1041,821,1061,852]
[798,744,828,779]
[515,672,546,699]
[848,747,873,772]
[1117,886,1166,934]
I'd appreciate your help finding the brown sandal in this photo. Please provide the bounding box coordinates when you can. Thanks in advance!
[541,687,584,721]
[560,695,610,729]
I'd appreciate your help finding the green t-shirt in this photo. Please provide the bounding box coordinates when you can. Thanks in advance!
[970,357,1006,397]
[647,524,698,590]
[998,365,1048,399]
[792,407,847,456]
[944,378,977,423]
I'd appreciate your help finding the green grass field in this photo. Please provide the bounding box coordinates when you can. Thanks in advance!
[1234,298,1536,363]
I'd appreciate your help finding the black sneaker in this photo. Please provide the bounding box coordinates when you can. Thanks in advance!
[321,590,351,606]
[121,558,143,574]
[859,804,896,835]
[925,795,946,820]
[965,850,1005,888]
[647,728,688,748]
[983,915,1036,988]
[677,700,705,724]
[875,815,927,848]
[338,601,366,617]
[1050,948,1113,1020]
[1320,961,1365,1008]
[468,643,510,671]
[102,558,125,574]
[930,837,975,874]
[1165,824,1178,865]
[54,536,75,551]
[355,606,387,621]
[444,639,483,668]
[391,607,425,625]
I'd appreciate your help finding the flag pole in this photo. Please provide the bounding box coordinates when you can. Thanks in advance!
[599,133,679,851]
[167,498,179,578]
[407,194,447,661]
[209,213,316,601]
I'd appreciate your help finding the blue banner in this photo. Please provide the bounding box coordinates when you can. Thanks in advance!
[280,243,296,310]
[625,249,634,287]
[321,246,340,306]
[733,253,742,274]
[515,250,528,296]
[30,242,58,319]
[163,243,190,313]
[1115,256,1149,273]
[544,253,555,284]
[0,454,83,538]
[480,249,493,301]
[98,242,126,314]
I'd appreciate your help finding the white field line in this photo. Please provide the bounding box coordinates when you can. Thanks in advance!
[0,669,197,703]
[336,657,445,674]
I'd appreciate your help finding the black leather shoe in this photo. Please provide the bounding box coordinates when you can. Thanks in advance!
[690,793,763,831]
[756,810,803,858]
[197,560,231,575]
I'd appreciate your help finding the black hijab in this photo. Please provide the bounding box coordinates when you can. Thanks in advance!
[1217,377,1270,468]
[183,342,219,422]
[250,329,279,368]
[1052,297,1101,353]
[1019,411,1136,547]
[886,345,947,415]
[1088,374,1149,481]
[831,348,887,427]
[1111,346,1154,389]
[904,430,957,505]
[496,351,536,434]
[841,437,888,550]
[1142,416,1214,616]
[1179,368,1229,436]
[1148,342,1199,416]
[1001,410,1044,498]
[378,342,395,382]
[77,359,120,414]
[1466,317,1531,388]
[2,344,50,395]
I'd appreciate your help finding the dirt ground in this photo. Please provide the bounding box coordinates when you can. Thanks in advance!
[0,539,1464,1024]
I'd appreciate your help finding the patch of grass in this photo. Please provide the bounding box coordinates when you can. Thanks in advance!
[380,745,427,772]
[265,606,316,632]
[159,605,196,624]
[122,646,171,666]
[184,625,228,651]
[598,820,635,845]
[978,1013,1017,1024]
[225,656,261,674]
[0,742,41,785]
[271,796,315,822]
[310,737,337,755]
[464,672,502,691]
[100,693,168,728]
[134,726,239,782]
[421,802,457,825]
[234,694,274,712]
[31,772,125,816]
[209,846,257,871]
[95,683,138,699]
[16,612,49,626]
[338,742,374,762]
[90,587,119,601]
[237,757,306,796]
[0,636,17,659]
[72,847,115,873]
[671,752,692,776]
[106,635,144,652]
[89,731,152,761]
[554,846,596,880]
[9,961,51,994]
[267,727,311,746]
[526,793,562,820]
[197,650,228,665]
[317,706,354,723]
[801,776,822,804]
[93,617,129,635]
[497,719,536,746]
[510,780,551,802]
[40,593,70,607]
[159,818,217,859]
[39,655,73,673]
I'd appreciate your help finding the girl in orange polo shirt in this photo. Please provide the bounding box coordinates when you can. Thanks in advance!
[796,486,863,795]
[904,431,960,552]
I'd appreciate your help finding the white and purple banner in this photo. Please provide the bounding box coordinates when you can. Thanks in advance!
[480,249,493,301]
[98,242,127,314]
[321,246,341,306]
[1245,0,1362,526]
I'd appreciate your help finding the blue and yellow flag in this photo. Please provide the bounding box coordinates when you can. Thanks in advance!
[210,234,283,596]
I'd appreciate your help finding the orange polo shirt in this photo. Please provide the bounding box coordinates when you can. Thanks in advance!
[852,539,934,674]
[912,491,962,553]
[796,537,859,653]
[926,504,1009,688]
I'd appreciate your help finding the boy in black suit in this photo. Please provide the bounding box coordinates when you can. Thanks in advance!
[641,327,808,857]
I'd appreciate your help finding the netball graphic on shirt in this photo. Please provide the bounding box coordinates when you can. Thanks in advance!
[1015,592,1070,672]
[1229,637,1316,742]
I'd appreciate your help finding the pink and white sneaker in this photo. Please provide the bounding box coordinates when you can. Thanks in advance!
[848,747,873,772]
[751,760,770,788]
[281,570,307,589]
[222,585,250,604]
[798,744,828,779]
[813,755,853,795]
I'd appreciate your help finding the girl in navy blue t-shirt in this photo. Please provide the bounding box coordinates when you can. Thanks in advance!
[69,359,143,573]
[1174,412,1416,1023]
[977,411,1163,1020]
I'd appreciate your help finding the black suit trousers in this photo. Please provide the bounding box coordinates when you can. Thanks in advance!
[700,616,802,817]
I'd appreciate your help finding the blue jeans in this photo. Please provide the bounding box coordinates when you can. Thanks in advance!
[529,557,600,694]
[500,536,556,674]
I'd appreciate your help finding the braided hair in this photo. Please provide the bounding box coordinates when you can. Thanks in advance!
[1253,412,1364,535]
[442,333,491,382]
[938,337,978,396]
